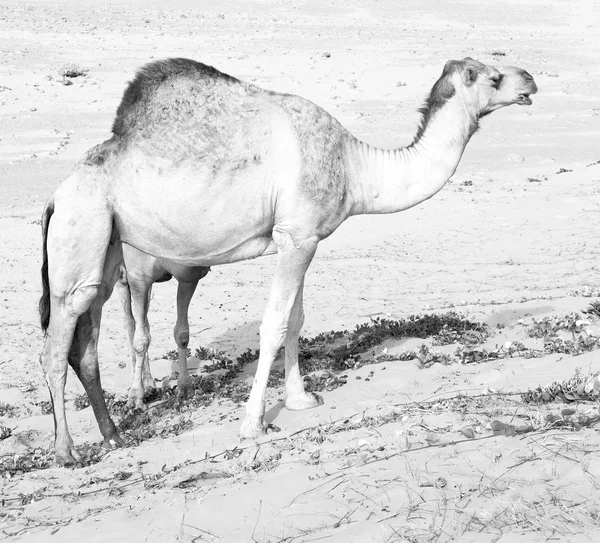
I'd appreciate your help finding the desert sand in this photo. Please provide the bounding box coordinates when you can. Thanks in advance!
[1,0,600,541]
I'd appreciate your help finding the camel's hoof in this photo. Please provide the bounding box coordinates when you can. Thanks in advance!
[54,445,83,467]
[102,434,125,450]
[177,379,195,401]
[285,392,324,411]
[239,416,268,440]
[126,390,147,412]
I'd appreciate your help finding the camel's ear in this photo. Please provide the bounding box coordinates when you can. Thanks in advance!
[462,56,474,62]
[463,66,478,86]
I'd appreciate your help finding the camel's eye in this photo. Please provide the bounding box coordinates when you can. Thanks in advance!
[491,74,503,89]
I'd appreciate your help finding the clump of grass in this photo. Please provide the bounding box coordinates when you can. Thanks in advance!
[457,340,543,365]
[59,63,88,78]
[195,346,239,373]
[0,448,52,476]
[527,313,600,356]
[416,345,453,368]
[0,425,12,440]
[583,300,600,318]
[163,348,185,361]
[527,313,582,338]
[74,393,90,411]
[303,371,348,393]
[119,411,193,445]
[0,402,17,418]
[37,400,53,415]
[571,287,600,297]
[522,369,600,404]
[299,312,488,372]
[73,390,131,415]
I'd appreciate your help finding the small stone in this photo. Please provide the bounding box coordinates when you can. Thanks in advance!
[322,52,331,58]
[507,153,524,162]
[461,427,475,439]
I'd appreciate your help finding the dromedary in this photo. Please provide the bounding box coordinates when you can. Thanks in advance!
[119,247,210,408]
[39,57,537,465]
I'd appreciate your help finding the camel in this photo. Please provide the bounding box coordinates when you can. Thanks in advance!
[39,57,537,465]
[119,246,210,409]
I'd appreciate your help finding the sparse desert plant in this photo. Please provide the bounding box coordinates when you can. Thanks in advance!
[0,402,16,418]
[59,63,88,78]
[522,369,600,404]
[584,300,600,318]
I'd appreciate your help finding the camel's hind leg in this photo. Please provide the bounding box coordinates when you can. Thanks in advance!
[39,178,114,465]
[122,280,156,395]
[67,242,124,450]
[174,280,198,401]
[40,309,82,465]
[126,272,154,410]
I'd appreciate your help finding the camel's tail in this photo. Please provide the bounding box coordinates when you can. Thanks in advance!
[39,199,54,332]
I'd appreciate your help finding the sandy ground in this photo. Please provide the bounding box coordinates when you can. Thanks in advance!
[1,0,600,541]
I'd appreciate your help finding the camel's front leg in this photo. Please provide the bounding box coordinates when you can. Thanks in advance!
[173,280,198,401]
[240,232,318,439]
[283,283,323,411]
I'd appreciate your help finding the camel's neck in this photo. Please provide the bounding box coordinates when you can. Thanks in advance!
[347,98,478,216]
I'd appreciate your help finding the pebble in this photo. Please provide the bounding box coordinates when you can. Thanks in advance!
[507,153,524,162]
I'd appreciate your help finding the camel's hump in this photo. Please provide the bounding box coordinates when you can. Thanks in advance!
[112,58,241,136]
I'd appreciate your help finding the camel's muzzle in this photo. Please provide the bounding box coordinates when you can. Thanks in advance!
[517,75,537,105]
[517,94,533,106]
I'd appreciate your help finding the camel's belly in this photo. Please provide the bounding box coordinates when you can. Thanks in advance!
[118,216,278,266]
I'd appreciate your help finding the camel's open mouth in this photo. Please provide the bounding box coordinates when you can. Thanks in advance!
[517,94,532,106]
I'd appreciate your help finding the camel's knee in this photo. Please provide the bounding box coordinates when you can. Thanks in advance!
[71,285,100,315]
[173,323,190,350]
[175,331,190,350]
[133,327,150,356]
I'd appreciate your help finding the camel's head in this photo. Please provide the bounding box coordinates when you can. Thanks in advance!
[440,57,538,117]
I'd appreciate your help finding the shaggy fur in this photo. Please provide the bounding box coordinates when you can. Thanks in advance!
[412,62,458,144]
[112,58,241,136]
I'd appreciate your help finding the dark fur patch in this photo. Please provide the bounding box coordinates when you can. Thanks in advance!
[112,58,241,136]
[412,63,457,144]
[155,272,173,283]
